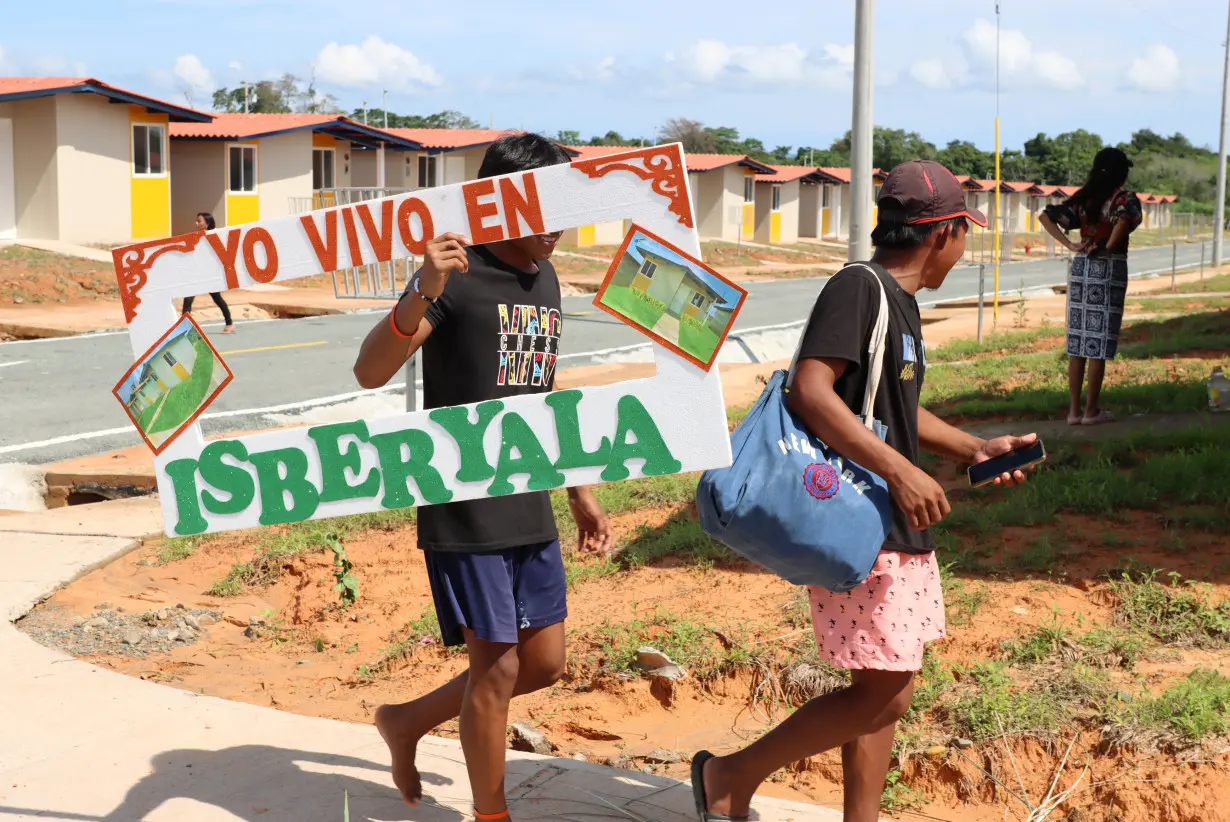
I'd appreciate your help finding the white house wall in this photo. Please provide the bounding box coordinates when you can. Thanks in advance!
[258,131,314,222]
[170,141,225,236]
[55,93,131,244]
[0,96,59,240]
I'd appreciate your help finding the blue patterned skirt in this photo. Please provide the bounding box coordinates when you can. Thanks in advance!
[1067,254,1128,360]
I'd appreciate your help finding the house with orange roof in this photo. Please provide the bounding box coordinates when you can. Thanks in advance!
[0,77,211,243]
[800,166,889,242]
[753,165,827,245]
[962,178,1041,233]
[380,128,515,191]
[169,113,422,233]
[683,153,775,242]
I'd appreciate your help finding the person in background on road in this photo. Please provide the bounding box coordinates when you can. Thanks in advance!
[352,133,611,822]
[692,161,1036,822]
[182,213,235,334]
[1040,147,1142,426]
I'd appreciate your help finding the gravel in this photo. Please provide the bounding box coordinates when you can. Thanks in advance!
[17,603,224,659]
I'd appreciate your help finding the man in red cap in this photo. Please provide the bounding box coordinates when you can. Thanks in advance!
[690,160,1037,822]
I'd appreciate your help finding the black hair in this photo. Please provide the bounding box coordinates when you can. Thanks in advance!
[196,212,216,231]
[477,132,571,179]
[871,216,967,250]
[1066,147,1132,217]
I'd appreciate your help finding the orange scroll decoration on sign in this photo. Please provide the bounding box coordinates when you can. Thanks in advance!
[570,145,694,228]
[112,231,206,323]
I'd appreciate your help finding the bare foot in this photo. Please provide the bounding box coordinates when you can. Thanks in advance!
[222,324,236,334]
[375,704,424,805]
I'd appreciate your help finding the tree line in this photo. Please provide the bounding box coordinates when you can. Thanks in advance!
[210,75,1220,209]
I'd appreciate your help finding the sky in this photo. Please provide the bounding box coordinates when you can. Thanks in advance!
[1,0,1225,153]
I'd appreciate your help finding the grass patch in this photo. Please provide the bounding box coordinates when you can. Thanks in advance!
[357,607,447,679]
[620,515,737,570]
[598,284,667,330]
[678,317,721,362]
[941,662,1068,741]
[1175,272,1230,293]
[928,328,1060,363]
[1001,620,1148,669]
[148,337,217,434]
[1110,570,1230,647]
[940,565,989,627]
[592,609,761,681]
[1108,670,1230,750]
[157,537,200,565]
[134,395,166,432]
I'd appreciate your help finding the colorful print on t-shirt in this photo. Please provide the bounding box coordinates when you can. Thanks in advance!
[498,303,561,387]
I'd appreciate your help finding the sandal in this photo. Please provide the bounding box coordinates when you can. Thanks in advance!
[1081,410,1115,426]
[691,751,747,821]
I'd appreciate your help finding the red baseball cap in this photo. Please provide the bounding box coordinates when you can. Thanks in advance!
[877,159,988,228]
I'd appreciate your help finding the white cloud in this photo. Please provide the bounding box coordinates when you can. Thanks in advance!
[314,36,441,92]
[1128,44,1181,93]
[910,58,961,90]
[172,54,215,95]
[227,60,243,72]
[960,18,1084,91]
[666,39,852,89]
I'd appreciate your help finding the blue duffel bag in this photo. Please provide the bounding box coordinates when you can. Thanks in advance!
[696,264,895,592]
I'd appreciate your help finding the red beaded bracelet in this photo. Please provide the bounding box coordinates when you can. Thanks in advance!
[388,302,415,340]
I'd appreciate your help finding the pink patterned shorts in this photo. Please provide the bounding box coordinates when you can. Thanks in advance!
[808,550,946,671]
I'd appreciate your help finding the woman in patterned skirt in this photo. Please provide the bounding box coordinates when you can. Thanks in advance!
[1040,147,1142,426]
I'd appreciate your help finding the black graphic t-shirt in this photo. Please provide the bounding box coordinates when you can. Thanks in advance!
[795,262,934,555]
[416,244,563,552]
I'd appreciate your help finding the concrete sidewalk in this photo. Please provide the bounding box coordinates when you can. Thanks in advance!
[0,498,846,822]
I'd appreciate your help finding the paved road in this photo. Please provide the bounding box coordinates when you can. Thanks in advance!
[0,243,1206,466]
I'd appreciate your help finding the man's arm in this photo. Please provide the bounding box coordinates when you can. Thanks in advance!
[918,406,1037,487]
[352,233,469,389]
[789,357,951,530]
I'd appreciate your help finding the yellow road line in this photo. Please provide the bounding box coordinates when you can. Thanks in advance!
[219,341,328,356]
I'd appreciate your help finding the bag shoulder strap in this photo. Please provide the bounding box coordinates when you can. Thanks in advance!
[787,263,891,432]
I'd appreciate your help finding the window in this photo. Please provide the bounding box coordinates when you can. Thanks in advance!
[771,184,782,212]
[312,148,335,190]
[418,155,439,188]
[639,260,657,278]
[690,292,706,308]
[162,352,177,367]
[743,176,755,203]
[132,124,165,176]
[228,145,257,193]
[821,184,831,208]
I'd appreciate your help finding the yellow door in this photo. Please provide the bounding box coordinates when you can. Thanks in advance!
[129,108,171,239]
[577,224,596,247]
[631,273,651,292]
[742,202,754,240]
[769,211,782,244]
[683,301,701,319]
[172,363,190,381]
[227,193,260,226]
[821,207,831,236]
[156,379,167,391]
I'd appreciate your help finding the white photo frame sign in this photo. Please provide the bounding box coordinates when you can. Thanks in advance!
[112,143,732,537]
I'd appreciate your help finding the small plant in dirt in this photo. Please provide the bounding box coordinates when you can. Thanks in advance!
[1001,617,1078,666]
[941,662,1066,741]
[880,768,926,814]
[592,609,760,682]
[327,536,359,607]
[939,564,989,627]
[156,537,200,565]
[1014,279,1029,328]
[357,608,447,680]
[1110,570,1230,647]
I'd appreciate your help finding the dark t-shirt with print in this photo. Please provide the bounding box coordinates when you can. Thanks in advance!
[795,262,934,555]
[416,245,563,552]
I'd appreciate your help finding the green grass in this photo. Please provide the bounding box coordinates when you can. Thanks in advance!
[1001,620,1149,669]
[598,284,668,330]
[1175,272,1230,293]
[1109,570,1230,647]
[1110,670,1230,748]
[134,395,166,433]
[1129,296,1230,313]
[942,662,1069,740]
[157,537,200,565]
[592,609,760,681]
[678,317,721,362]
[923,310,1228,422]
[148,338,217,434]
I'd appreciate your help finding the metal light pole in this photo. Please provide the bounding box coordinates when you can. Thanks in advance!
[382,89,389,128]
[848,0,875,263]
[1215,3,1230,268]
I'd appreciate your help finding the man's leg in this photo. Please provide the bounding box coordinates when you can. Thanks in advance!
[841,688,903,822]
[1084,357,1107,417]
[460,630,519,816]
[375,622,566,805]
[702,669,913,818]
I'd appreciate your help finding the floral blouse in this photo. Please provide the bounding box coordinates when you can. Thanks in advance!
[1043,189,1143,256]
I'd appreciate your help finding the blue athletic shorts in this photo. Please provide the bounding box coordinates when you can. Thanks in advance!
[424,540,568,647]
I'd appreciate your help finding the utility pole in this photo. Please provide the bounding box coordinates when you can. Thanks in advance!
[848,0,875,263]
[1215,2,1230,267]
[992,2,1003,324]
[362,102,368,125]
[382,89,388,129]
[241,81,250,113]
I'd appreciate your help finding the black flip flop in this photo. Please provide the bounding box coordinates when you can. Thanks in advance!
[690,751,748,822]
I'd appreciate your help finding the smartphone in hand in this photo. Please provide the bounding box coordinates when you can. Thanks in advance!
[967,440,1047,488]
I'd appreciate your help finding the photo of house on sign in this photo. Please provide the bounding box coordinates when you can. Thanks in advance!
[112,314,233,454]
[594,225,748,370]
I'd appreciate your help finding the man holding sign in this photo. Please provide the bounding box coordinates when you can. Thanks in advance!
[353,133,611,820]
